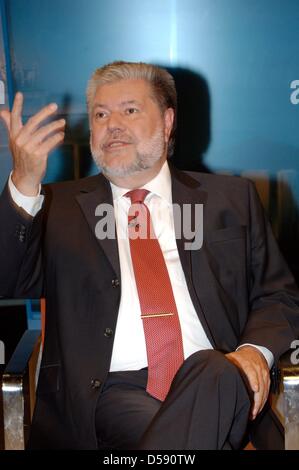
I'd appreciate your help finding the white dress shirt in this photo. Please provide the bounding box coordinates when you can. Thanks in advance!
[109,162,213,370]
[8,166,274,370]
[8,172,44,216]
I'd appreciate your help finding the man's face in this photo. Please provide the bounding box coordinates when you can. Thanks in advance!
[90,78,174,180]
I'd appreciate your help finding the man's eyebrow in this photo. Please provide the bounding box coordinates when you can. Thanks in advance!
[92,102,108,110]
[92,99,142,110]
[119,100,142,107]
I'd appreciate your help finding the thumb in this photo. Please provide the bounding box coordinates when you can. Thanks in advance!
[0,109,11,133]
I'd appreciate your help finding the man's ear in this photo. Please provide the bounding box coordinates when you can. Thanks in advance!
[164,108,175,144]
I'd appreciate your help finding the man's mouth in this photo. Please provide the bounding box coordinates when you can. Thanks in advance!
[104,140,132,150]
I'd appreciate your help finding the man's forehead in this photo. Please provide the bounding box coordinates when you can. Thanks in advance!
[93,78,153,105]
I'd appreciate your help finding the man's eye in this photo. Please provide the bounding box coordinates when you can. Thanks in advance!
[95,111,106,119]
[125,108,138,115]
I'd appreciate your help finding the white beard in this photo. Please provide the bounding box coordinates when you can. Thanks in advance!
[90,126,166,178]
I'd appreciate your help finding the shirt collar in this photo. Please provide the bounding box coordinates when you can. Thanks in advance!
[109,160,172,205]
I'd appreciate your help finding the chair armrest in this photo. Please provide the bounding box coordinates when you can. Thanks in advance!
[2,329,41,450]
[272,348,299,450]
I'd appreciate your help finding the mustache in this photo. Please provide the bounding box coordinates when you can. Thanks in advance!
[102,134,134,149]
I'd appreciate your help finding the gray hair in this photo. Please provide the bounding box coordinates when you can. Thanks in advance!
[86,61,177,156]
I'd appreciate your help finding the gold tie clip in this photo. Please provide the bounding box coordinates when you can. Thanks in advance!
[141,312,174,319]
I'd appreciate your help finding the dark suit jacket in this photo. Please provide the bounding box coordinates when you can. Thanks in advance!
[0,164,298,449]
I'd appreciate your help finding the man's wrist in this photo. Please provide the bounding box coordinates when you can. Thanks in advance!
[236,343,274,369]
[11,172,40,197]
[8,171,44,217]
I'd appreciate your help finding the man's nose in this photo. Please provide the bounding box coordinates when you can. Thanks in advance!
[107,112,125,133]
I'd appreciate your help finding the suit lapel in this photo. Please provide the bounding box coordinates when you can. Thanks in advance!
[170,165,239,351]
[170,164,207,287]
[169,165,218,346]
[75,174,121,281]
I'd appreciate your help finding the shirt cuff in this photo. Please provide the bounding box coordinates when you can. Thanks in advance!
[236,343,274,369]
[8,172,44,217]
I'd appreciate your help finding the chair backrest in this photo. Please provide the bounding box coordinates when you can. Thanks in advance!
[2,329,41,449]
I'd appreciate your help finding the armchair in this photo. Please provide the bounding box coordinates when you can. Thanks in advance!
[2,329,41,450]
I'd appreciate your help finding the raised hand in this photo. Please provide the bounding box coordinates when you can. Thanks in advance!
[0,92,65,196]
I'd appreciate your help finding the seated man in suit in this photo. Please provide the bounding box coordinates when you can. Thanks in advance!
[0,61,299,450]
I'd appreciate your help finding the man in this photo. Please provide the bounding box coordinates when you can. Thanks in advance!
[0,61,298,450]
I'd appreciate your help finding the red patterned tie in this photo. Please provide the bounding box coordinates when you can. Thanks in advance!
[125,189,184,401]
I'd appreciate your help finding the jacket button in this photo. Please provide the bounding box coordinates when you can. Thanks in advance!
[111,278,120,288]
[15,224,26,243]
[104,328,113,338]
[91,379,101,389]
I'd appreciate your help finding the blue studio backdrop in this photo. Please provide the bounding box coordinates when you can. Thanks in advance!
[0,0,299,283]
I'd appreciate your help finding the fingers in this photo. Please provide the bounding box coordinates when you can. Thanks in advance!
[24,102,58,135]
[245,365,259,393]
[24,119,66,150]
[15,102,59,147]
[260,365,270,400]
[0,109,11,131]
[37,131,65,156]
[251,385,269,419]
[9,92,65,154]
[246,361,270,419]
[241,362,262,419]
[1,93,59,142]
[11,92,24,136]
